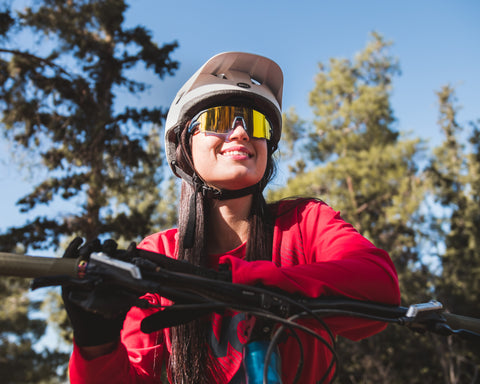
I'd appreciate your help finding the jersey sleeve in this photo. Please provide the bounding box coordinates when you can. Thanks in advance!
[218,199,401,340]
[68,341,136,384]
[68,295,166,384]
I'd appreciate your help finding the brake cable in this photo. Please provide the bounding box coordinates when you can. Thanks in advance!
[2,250,480,383]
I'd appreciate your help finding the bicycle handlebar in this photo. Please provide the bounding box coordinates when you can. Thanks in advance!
[442,312,480,336]
[0,252,79,278]
[1,250,480,383]
[1,250,479,337]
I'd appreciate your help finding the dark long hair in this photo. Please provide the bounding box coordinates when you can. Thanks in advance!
[168,126,277,383]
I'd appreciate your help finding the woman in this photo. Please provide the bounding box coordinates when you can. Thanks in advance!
[66,52,400,383]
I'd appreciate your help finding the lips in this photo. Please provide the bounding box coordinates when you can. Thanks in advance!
[220,146,253,158]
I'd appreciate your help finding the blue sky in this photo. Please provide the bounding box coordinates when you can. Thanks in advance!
[124,0,479,139]
[1,0,479,245]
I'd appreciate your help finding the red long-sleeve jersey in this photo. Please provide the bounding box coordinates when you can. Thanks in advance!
[69,199,400,383]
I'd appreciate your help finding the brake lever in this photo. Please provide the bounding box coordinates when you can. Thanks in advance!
[30,252,148,293]
[401,301,449,335]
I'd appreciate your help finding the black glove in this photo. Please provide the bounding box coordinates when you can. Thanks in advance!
[61,237,137,347]
[61,238,232,339]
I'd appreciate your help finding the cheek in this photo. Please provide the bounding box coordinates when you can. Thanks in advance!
[191,134,216,176]
[191,138,201,167]
[191,139,204,173]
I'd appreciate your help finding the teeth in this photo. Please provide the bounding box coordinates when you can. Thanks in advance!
[223,150,249,156]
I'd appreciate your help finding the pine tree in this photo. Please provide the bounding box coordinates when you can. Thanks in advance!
[269,32,439,383]
[0,0,179,250]
[0,2,179,381]
[427,85,480,383]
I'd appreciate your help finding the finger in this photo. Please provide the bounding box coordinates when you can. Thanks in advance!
[63,237,84,259]
[102,239,118,256]
[79,238,101,258]
[125,242,137,259]
[127,242,137,252]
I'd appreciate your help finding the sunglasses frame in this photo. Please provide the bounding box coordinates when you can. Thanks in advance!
[188,106,272,140]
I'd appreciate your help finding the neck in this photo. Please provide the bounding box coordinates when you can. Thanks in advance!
[206,194,253,254]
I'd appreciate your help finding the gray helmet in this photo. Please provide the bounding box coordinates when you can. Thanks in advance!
[165,51,284,179]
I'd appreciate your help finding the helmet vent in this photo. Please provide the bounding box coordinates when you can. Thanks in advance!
[250,77,262,86]
[215,73,228,79]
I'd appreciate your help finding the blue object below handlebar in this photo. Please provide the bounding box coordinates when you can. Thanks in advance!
[244,340,282,384]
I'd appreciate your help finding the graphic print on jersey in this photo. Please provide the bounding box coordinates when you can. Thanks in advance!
[209,312,255,383]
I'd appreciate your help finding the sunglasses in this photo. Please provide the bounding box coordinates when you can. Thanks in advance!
[188,106,272,140]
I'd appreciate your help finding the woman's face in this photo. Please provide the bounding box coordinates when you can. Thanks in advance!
[191,118,268,191]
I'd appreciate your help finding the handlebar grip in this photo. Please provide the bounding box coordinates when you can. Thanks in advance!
[0,252,79,278]
[443,312,480,335]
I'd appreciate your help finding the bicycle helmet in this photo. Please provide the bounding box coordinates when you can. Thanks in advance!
[165,51,284,192]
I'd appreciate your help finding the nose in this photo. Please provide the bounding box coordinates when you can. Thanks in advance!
[225,117,249,142]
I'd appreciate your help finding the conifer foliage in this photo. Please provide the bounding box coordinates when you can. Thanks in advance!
[270,33,478,383]
[0,1,178,382]
[1,4,479,381]
[427,86,480,383]
[0,274,69,383]
[0,0,179,250]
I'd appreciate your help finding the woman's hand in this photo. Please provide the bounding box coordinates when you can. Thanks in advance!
[61,238,136,353]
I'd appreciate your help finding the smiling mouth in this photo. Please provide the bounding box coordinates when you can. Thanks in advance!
[222,150,252,158]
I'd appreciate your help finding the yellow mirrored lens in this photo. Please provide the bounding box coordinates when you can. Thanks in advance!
[194,106,271,139]
[252,110,271,140]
